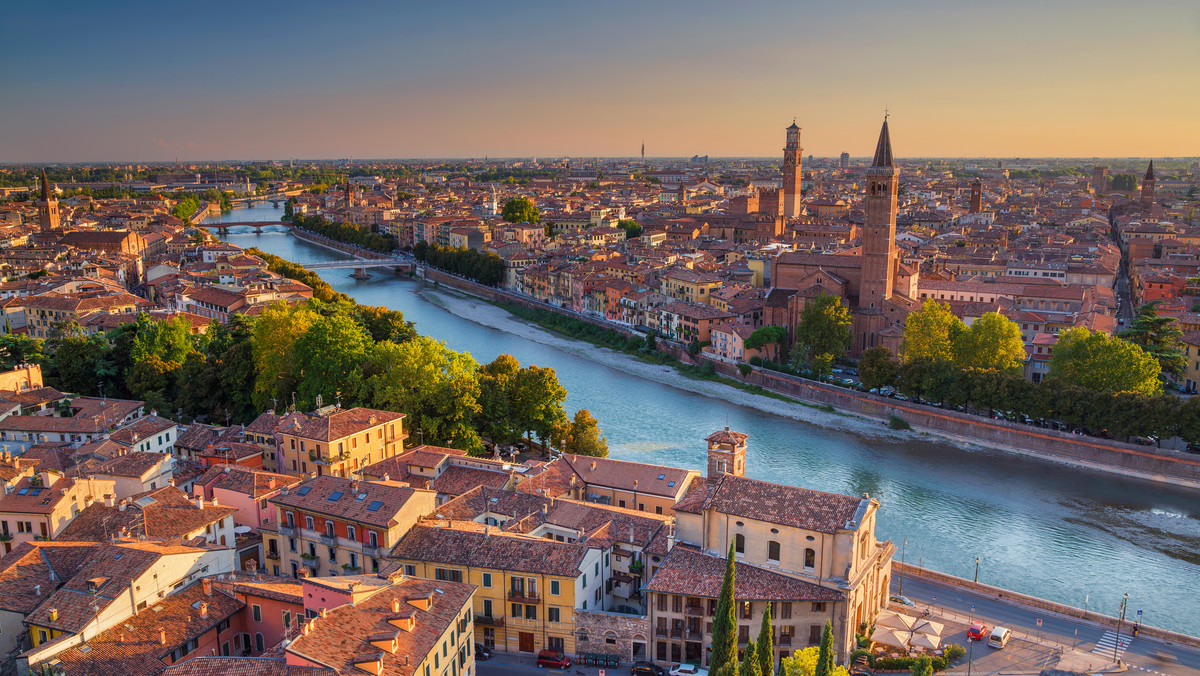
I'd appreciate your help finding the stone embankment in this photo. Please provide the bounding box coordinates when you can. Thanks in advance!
[895,562,1200,650]
[392,259,1200,489]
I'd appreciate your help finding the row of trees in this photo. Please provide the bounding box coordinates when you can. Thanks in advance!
[292,214,398,253]
[411,241,504,286]
[29,297,605,456]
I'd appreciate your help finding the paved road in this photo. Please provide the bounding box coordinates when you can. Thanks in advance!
[894,576,1200,676]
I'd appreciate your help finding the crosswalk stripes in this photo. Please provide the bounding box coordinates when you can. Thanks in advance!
[1091,630,1133,659]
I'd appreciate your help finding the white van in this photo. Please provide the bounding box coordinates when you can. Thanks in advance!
[987,627,1011,649]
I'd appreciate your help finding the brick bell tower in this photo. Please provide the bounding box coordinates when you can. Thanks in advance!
[859,117,898,308]
[969,178,982,213]
[705,427,747,478]
[1141,160,1156,210]
[782,120,803,218]
[37,169,61,233]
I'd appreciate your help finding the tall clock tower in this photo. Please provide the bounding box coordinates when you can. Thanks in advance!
[782,121,803,218]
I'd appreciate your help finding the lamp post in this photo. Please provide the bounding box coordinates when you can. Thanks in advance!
[974,557,980,583]
[1113,593,1129,663]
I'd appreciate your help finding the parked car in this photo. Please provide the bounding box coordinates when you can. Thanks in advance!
[632,661,667,676]
[889,595,916,607]
[967,622,990,641]
[987,627,1011,649]
[669,665,709,676]
[475,643,492,661]
[537,650,572,669]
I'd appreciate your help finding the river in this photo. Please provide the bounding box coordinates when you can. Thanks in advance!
[208,206,1200,636]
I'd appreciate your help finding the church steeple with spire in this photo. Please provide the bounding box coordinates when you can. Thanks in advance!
[860,117,899,308]
[1141,160,1156,209]
[37,169,61,233]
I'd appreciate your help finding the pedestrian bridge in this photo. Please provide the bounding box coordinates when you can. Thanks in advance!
[301,260,411,270]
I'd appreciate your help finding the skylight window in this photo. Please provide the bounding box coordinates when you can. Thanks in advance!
[296,486,312,496]
[657,474,666,480]
[367,500,384,512]
[328,491,344,502]
[668,481,676,487]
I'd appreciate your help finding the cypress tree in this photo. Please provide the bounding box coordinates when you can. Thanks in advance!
[741,639,762,676]
[756,602,774,676]
[710,541,739,676]
[814,620,835,676]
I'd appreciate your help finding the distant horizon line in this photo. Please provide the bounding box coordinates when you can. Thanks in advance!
[6,155,1197,166]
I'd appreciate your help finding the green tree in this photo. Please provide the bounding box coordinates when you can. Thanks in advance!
[355,305,417,343]
[744,325,788,362]
[1119,301,1185,376]
[793,293,852,367]
[1111,173,1137,191]
[129,315,194,366]
[0,334,44,370]
[858,346,899,391]
[782,648,850,676]
[252,303,319,410]
[360,337,483,453]
[559,408,609,457]
[477,354,521,445]
[1048,327,1162,395]
[909,656,933,676]
[741,640,762,676]
[501,198,540,224]
[814,620,835,676]
[293,313,373,410]
[952,312,1026,372]
[901,299,965,363]
[710,542,739,676]
[757,602,774,676]
[617,219,642,239]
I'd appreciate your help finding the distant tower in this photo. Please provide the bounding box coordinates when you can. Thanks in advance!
[641,140,645,163]
[705,427,747,478]
[782,121,803,218]
[1092,165,1108,194]
[859,117,899,309]
[1141,160,1156,209]
[840,152,850,170]
[969,178,983,213]
[37,169,60,233]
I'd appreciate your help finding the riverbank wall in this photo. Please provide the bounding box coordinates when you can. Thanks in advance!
[896,563,1200,648]
[290,226,392,261]
[413,263,1200,489]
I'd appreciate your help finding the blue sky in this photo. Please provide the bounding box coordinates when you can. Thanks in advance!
[3,0,1198,161]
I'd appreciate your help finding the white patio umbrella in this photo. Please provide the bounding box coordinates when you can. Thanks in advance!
[909,633,942,651]
[870,626,911,650]
[875,610,919,631]
[912,619,944,637]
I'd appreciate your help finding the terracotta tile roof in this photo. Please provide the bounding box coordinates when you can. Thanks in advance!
[428,465,509,496]
[391,523,590,577]
[274,407,404,443]
[557,454,696,498]
[0,541,97,614]
[213,572,304,605]
[108,415,177,445]
[160,656,334,675]
[285,576,474,676]
[58,486,236,542]
[195,465,301,499]
[645,545,840,601]
[673,474,865,534]
[88,451,170,478]
[45,580,245,676]
[705,428,748,445]
[270,476,426,528]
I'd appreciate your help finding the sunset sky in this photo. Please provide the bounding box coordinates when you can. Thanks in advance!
[3,0,1198,162]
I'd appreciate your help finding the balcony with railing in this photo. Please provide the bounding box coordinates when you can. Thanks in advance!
[778,634,793,646]
[278,524,296,536]
[319,533,338,546]
[685,605,704,616]
[476,614,505,628]
[507,590,539,604]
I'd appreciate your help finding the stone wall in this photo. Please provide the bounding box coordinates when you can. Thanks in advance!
[895,563,1200,650]
[411,266,1200,489]
[574,610,651,662]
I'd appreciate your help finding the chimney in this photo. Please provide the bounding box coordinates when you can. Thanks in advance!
[159,628,168,645]
[198,602,208,618]
[320,607,328,618]
[202,578,212,595]
[195,496,204,509]
[34,584,41,596]
[49,608,58,622]
[382,473,390,482]
[211,496,219,507]
[590,461,597,471]
[118,500,127,512]
[104,494,115,508]
[392,598,401,613]
[298,568,310,578]
[267,477,276,489]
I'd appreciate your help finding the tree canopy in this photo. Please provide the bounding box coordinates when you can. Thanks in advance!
[1119,301,1185,377]
[557,408,608,457]
[1048,327,1162,395]
[501,198,540,224]
[793,293,852,374]
[952,312,1026,372]
[901,299,965,363]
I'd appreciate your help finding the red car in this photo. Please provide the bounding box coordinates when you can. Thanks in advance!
[537,650,572,669]
[968,622,990,641]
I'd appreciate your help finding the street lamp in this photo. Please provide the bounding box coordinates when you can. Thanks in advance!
[974,557,980,583]
[1113,593,1129,663]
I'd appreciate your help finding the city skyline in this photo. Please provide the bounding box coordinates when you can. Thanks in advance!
[2,0,1198,162]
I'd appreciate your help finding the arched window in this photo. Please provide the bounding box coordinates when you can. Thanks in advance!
[369,531,378,547]
[767,541,780,562]
[804,548,816,569]
[734,533,745,555]
[255,632,265,652]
